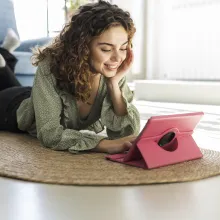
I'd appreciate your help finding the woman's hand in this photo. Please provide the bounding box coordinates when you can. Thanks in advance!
[104,46,134,116]
[107,46,133,85]
[92,135,137,154]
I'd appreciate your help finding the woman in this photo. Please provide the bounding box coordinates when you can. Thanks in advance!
[0,0,140,154]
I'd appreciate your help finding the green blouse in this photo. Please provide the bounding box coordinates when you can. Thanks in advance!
[16,59,140,153]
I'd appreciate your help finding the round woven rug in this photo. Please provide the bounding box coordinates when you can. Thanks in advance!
[0,132,220,185]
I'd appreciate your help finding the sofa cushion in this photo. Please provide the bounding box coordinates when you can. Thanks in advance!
[16,37,52,52]
[13,51,36,86]
[13,51,36,75]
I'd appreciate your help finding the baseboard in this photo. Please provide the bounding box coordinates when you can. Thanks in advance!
[134,80,220,105]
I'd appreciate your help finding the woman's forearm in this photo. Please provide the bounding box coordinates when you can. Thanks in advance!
[107,81,127,116]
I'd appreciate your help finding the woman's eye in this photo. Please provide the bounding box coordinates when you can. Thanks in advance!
[101,49,111,52]
[101,48,127,52]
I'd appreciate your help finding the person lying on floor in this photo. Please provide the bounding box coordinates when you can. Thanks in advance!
[0,0,140,154]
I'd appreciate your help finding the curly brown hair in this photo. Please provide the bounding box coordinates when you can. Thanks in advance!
[32,0,136,102]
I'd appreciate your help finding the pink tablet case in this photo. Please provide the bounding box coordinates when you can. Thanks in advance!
[106,112,204,169]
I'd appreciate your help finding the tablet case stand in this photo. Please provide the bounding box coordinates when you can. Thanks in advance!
[106,127,203,169]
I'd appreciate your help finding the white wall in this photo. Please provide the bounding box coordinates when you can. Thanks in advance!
[146,0,220,80]
[14,0,65,40]
[14,0,47,40]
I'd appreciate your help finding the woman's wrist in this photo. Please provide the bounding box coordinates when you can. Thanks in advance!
[92,139,110,153]
[106,79,119,90]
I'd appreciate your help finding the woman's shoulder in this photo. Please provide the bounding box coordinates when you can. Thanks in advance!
[35,57,56,80]
[37,57,51,73]
[34,57,58,87]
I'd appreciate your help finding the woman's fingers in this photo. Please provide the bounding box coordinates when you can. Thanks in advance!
[122,141,133,152]
[126,135,137,143]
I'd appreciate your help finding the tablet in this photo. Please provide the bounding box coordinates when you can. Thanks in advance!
[123,111,204,161]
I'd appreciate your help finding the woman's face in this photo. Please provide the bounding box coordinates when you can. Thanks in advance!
[89,25,128,78]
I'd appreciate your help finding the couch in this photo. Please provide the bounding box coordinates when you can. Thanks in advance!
[0,0,51,86]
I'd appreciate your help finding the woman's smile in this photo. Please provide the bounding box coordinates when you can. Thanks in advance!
[104,63,120,71]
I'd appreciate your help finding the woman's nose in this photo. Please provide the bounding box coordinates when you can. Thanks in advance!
[110,51,120,62]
